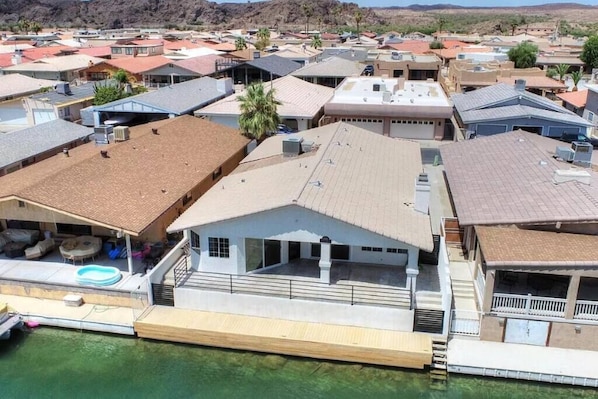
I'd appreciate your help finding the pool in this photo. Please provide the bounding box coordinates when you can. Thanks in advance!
[75,265,122,286]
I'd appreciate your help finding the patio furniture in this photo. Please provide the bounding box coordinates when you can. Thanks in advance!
[24,238,55,260]
[1,229,40,245]
[59,236,102,264]
[3,242,28,259]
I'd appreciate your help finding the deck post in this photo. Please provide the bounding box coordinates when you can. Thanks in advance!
[565,275,581,320]
[125,233,133,275]
[318,236,331,284]
[406,248,419,295]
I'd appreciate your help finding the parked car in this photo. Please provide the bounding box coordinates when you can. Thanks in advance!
[559,133,598,148]
[267,124,296,136]
[363,65,374,76]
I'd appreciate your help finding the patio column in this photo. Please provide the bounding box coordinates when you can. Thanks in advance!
[125,233,134,275]
[406,248,419,294]
[318,236,331,284]
[564,275,581,320]
[482,270,496,313]
[281,241,289,264]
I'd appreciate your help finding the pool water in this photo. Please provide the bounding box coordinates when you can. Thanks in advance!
[1,328,598,399]
[75,266,122,286]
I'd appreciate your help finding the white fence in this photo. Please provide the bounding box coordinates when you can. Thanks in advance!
[492,293,566,318]
[574,300,598,321]
[450,309,481,336]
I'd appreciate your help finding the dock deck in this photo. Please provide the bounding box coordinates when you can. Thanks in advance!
[135,305,433,369]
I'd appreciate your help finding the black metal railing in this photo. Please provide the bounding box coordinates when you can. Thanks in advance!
[180,271,411,309]
[173,255,190,287]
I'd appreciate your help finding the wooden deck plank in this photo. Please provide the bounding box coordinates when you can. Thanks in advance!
[135,306,432,369]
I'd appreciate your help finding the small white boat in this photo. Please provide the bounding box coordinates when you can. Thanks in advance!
[0,303,24,340]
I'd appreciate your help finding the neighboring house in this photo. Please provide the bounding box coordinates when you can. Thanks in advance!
[0,119,92,176]
[514,23,557,37]
[536,55,586,73]
[195,75,334,131]
[226,55,302,86]
[318,48,369,62]
[452,81,593,138]
[583,85,598,131]
[556,89,588,118]
[322,77,453,140]
[2,54,105,81]
[22,81,101,125]
[92,77,234,127]
[163,47,223,61]
[166,122,436,332]
[291,56,366,88]
[440,130,598,350]
[0,74,56,101]
[266,45,321,66]
[369,51,441,81]
[142,54,229,87]
[0,116,249,273]
[109,39,164,58]
[96,56,172,85]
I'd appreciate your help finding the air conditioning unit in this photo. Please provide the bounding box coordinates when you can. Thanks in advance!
[572,141,593,165]
[113,126,130,141]
[556,146,575,162]
[301,140,314,153]
[94,125,113,135]
[282,136,303,157]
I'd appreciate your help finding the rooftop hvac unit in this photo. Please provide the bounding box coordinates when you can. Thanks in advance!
[282,136,304,157]
[572,141,593,165]
[556,146,575,162]
[301,140,314,153]
[391,51,401,60]
[94,125,113,144]
[94,125,113,135]
[113,126,130,142]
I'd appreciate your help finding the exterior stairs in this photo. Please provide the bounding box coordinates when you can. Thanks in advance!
[430,338,448,390]
[414,291,445,334]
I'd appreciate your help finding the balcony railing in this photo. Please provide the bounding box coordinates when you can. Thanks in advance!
[179,270,412,309]
[574,300,598,321]
[492,293,566,318]
[450,309,481,336]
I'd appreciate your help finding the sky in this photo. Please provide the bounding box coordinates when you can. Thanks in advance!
[215,0,597,6]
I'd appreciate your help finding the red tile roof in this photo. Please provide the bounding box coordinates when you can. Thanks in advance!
[106,55,171,74]
[176,54,226,75]
[556,89,588,108]
[77,46,112,58]
[163,40,205,51]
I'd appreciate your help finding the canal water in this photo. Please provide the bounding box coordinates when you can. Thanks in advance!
[1,327,597,398]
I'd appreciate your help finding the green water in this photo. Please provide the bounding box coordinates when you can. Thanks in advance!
[1,328,597,399]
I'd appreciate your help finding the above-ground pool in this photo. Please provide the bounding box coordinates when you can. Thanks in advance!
[75,265,122,286]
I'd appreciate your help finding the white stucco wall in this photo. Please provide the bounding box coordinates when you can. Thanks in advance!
[192,205,418,274]
[175,288,415,331]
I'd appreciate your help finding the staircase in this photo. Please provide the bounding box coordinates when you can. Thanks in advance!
[413,308,444,334]
[430,338,448,389]
[449,261,478,312]
[151,283,174,307]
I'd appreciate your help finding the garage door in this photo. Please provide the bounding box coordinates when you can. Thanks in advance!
[341,118,384,134]
[32,109,55,125]
[504,319,549,346]
[390,120,435,139]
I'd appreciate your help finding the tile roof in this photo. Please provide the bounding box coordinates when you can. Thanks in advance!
[105,56,171,74]
[93,77,231,115]
[0,116,249,235]
[76,46,112,58]
[2,54,105,72]
[556,90,588,109]
[245,55,302,76]
[0,119,92,169]
[168,122,433,251]
[175,54,226,75]
[476,226,598,267]
[163,40,205,51]
[292,56,365,78]
[196,75,334,119]
[440,130,598,226]
[0,74,57,98]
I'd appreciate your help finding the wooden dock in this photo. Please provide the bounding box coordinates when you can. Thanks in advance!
[134,306,432,369]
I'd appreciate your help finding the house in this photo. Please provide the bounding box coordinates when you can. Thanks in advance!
[0,74,57,101]
[318,48,369,62]
[291,56,366,88]
[195,75,333,131]
[22,81,101,125]
[91,77,234,127]
[536,55,586,73]
[582,85,598,131]
[96,56,172,85]
[109,39,164,58]
[556,90,588,118]
[0,119,91,176]
[440,130,598,350]
[142,54,229,87]
[225,55,302,86]
[322,77,453,140]
[451,81,593,138]
[2,54,105,81]
[162,47,223,61]
[368,51,441,80]
[166,122,437,332]
[0,116,249,274]
[265,45,321,66]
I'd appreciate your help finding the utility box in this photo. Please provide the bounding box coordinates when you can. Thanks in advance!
[572,141,593,165]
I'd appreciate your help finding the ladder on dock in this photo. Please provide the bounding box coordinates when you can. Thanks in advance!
[430,338,448,390]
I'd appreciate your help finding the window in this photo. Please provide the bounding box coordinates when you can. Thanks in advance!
[190,231,200,249]
[56,223,92,236]
[125,47,134,55]
[589,112,594,122]
[373,247,383,252]
[150,47,156,54]
[208,237,229,258]
[18,200,26,208]
[361,246,372,251]
[393,70,404,78]
[387,248,408,254]
[111,47,122,54]
[212,166,222,180]
[311,243,321,257]
[138,47,148,54]
[362,246,382,252]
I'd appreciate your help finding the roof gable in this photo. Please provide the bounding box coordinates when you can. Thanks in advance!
[245,55,302,76]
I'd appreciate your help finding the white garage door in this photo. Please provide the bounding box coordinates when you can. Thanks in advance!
[341,118,384,134]
[390,119,435,139]
[32,109,56,125]
[504,319,549,346]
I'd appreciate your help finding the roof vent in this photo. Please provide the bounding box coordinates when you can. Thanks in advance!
[282,136,304,157]
[152,128,159,135]
[553,169,591,185]
[391,51,401,60]
[301,140,314,153]
[514,79,526,91]
[100,150,109,158]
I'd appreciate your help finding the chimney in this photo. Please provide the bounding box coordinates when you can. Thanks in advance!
[514,79,526,91]
[414,173,430,214]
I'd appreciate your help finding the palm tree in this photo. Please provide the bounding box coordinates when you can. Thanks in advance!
[354,10,363,44]
[311,35,322,50]
[554,63,570,82]
[237,83,281,141]
[235,36,247,51]
[301,3,313,35]
[570,70,583,91]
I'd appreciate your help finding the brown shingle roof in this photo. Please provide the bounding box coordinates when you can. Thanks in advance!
[476,226,598,267]
[0,116,249,235]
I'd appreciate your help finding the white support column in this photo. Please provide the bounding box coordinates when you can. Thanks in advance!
[406,248,419,294]
[125,233,134,275]
[281,240,289,265]
[318,236,332,284]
